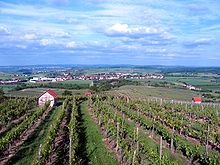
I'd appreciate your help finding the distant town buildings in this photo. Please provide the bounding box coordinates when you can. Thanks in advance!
[0,79,28,84]
[52,75,73,82]
[29,75,73,83]
[29,77,54,83]
[27,72,164,84]
[73,72,164,81]
[184,84,201,91]
[0,72,164,85]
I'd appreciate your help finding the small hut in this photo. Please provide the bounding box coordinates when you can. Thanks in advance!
[84,91,92,95]
[192,97,202,104]
[38,89,58,107]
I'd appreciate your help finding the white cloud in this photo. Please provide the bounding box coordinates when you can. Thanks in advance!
[15,44,27,49]
[23,34,37,40]
[106,23,163,38]
[40,39,57,46]
[53,31,70,37]
[0,26,10,35]
[66,41,77,48]
[194,38,212,44]
[108,23,129,33]
[48,0,69,5]
[183,38,213,48]
[163,54,176,57]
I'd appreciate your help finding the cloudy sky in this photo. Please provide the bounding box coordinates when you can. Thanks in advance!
[0,0,220,66]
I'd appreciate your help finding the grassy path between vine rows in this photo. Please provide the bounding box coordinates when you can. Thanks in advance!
[79,101,118,165]
[6,106,60,165]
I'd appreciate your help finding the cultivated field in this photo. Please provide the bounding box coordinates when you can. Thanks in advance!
[109,85,200,101]
[6,88,89,98]
[0,95,219,164]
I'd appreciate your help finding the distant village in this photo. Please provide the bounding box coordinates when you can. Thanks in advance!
[0,72,203,92]
[0,72,164,84]
[72,72,164,81]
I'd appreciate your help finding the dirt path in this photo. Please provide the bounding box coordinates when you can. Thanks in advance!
[0,106,53,164]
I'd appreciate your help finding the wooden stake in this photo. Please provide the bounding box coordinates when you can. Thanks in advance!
[122,113,125,130]
[107,118,110,131]
[38,144,42,161]
[136,127,139,155]
[151,118,155,137]
[160,136,163,165]
[114,111,117,121]
[171,126,174,153]
[132,149,137,165]
[206,123,210,162]
[98,113,102,126]
[116,122,119,151]
[69,137,72,165]
[180,117,183,135]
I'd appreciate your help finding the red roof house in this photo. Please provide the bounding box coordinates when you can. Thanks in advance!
[192,97,202,104]
[46,89,59,98]
[38,89,58,107]
[84,91,92,95]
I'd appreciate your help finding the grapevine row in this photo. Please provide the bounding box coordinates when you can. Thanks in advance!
[109,96,220,164]
[89,97,183,164]
[69,97,79,164]
[32,100,67,165]
[0,102,50,152]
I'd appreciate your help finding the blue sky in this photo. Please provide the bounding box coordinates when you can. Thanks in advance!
[0,0,220,66]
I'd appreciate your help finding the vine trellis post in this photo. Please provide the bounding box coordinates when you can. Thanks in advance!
[159,136,163,165]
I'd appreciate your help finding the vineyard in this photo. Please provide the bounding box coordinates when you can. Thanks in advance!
[0,95,219,165]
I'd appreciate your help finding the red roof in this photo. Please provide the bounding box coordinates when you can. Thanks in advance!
[46,89,59,98]
[84,91,92,95]
[192,97,202,102]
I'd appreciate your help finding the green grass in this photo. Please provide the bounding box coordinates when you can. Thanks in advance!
[0,85,16,92]
[80,101,118,165]
[6,88,91,97]
[58,79,92,85]
[171,77,220,91]
[83,68,132,74]
[110,85,201,101]
[6,88,48,97]
[0,73,14,80]
[82,68,160,74]
[0,72,27,80]
[7,106,60,165]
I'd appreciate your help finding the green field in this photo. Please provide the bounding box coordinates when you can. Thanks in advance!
[0,73,14,80]
[0,85,17,92]
[57,79,92,85]
[110,85,201,101]
[82,67,160,74]
[6,88,90,97]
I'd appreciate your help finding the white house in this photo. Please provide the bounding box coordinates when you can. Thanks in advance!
[38,89,58,107]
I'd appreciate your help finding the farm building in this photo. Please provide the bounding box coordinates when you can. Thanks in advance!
[192,97,202,104]
[84,91,92,95]
[38,89,58,107]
